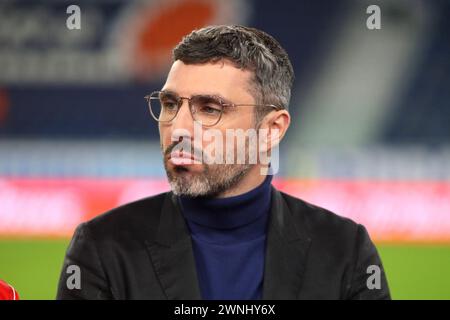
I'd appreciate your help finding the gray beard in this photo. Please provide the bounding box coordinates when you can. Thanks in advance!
[164,161,252,198]
[162,135,257,197]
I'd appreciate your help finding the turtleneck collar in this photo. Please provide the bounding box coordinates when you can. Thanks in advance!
[178,175,273,244]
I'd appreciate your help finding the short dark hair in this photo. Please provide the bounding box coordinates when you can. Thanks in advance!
[173,25,295,123]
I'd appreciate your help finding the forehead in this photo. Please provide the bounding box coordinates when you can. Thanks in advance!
[162,60,254,100]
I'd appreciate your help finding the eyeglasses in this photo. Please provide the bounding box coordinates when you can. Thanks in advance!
[144,90,282,127]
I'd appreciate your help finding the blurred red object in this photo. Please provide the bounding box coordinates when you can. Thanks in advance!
[0,279,19,300]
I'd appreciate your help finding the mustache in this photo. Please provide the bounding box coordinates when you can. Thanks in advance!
[164,141,204,160]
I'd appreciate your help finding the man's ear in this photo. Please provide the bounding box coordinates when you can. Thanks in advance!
[258,110,290,153]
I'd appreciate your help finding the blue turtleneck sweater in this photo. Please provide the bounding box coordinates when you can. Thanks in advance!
[178,175,273,300]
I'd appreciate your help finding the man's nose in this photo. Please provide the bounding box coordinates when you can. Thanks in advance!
[170,99,195,140]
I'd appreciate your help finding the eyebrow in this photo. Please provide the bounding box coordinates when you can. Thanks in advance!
[160,89,235,106]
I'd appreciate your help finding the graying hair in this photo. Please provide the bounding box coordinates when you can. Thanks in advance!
[172,25,295,123]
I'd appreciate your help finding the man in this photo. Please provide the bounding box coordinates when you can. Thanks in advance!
[57,25,390,300]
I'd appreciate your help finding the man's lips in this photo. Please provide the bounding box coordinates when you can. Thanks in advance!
[168,150,202,165]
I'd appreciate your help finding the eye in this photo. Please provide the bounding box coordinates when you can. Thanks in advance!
[163,102,178,110]
[160,96,179,113]
[199,105,221,115]
[194,96,223,116]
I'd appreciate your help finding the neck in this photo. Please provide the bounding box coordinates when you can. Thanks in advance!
[216,164,268,198]
[178,173,273,233]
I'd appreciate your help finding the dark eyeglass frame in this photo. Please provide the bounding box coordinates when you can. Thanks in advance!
[144,90,282,127]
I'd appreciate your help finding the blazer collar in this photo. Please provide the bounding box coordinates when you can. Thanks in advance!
[145,193,202,299]
[145,187,311,300]
[262,187,312,299]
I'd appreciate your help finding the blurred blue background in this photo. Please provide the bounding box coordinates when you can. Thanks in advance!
[0,0,449,178]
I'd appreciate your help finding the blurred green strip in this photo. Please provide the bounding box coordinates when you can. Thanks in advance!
[0,239,69,300]
[378,244,450,300]
[0,239,449,299]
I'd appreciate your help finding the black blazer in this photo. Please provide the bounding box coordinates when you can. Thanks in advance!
[56,187,390,300]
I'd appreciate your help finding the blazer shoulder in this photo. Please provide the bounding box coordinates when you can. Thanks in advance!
[80,192,170,242]
[279,190,362,242]
[278,190,390,300]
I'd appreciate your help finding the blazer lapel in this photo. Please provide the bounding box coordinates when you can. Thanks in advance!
[262,187,312,299]
[145,193,202,300]
[144,188,311,300]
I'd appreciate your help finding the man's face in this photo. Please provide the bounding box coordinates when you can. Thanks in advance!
[159,59,259,197]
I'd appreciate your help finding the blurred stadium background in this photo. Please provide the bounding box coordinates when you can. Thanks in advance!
[0,0,449,299]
